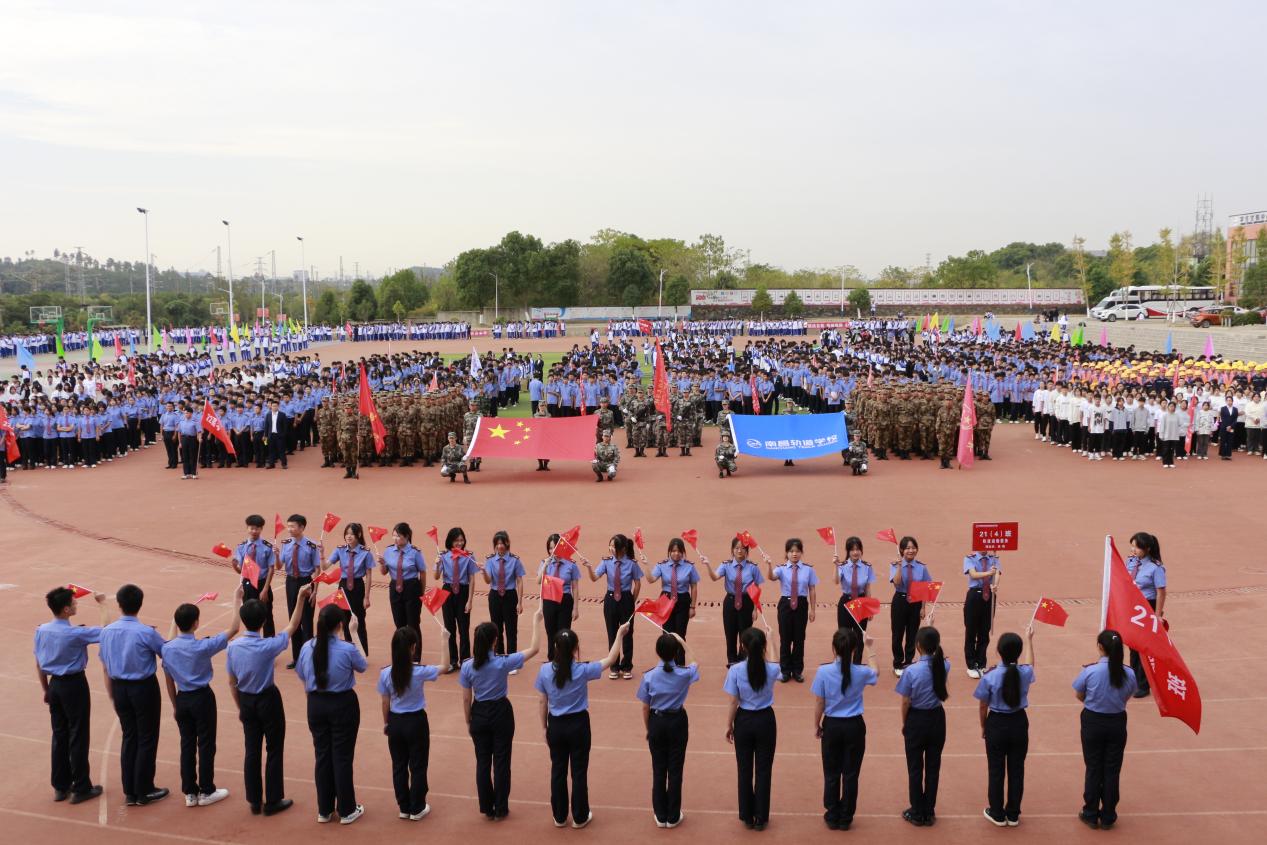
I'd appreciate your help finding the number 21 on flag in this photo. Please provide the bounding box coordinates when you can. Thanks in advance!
[1130,603,1160,633]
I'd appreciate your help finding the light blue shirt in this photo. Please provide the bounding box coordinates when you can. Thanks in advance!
[438,550,474,586]
[295,637,367,693]
[772,562,818,599]
[161,632,229,691]
[836,561,875,595]
[889,560,931,595]
[974,664,1036,713]
[811,659,878,717]
[484,553,526,592]
[99,616,167,680]
[34,619,101,675]
[376,664,442,713]
[962,553,1000,589]
[894,655,951,710]
[595,556,643,593]
[716,560,763,595]
[459,652,526,701]
[1132,558,1167,601]
[1073,658,1137,714]
[636,662,700,711]
[279,537,322,578]
[225,631,290,694]
[382,544,426,582]
[328,544,373,581]
[539,558,580,595]
[723,660,781,710]
[651,560,700,595]
[534,660,605,715]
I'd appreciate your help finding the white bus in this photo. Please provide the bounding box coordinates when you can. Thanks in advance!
[1091,285,1218,318]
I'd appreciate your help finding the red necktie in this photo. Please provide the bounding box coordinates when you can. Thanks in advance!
[790,564,799,610]
[344,546,353,588]
[981,556,991,602]
[613,559,622,601]
[669,562,677,596]
[732,563,742,610]
[850,562,858,598]
[395,547,403,593]
[497,556,506,595]
[289,542,298,578]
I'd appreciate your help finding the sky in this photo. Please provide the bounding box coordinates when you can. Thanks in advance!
[1,0,1264,279]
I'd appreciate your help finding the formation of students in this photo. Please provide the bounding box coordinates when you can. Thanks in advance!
[34,522,1168,830]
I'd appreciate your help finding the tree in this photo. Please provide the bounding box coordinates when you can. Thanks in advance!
[750,284,774,312]
[1072,236,1091,311]
[1226,226,1248,298]
[714,269,740,290]
[606,246,654,306]
[664,274,690,306]
[345,279,378,322]
[693,233,732,278]
[1205,229,1227,299]
[1239,261,1267,309]
[313,289,342,323]
[1149,228,1176,288]
[781,290,804,316]
[935,250,997,288]
[453,247,500,309]
[877,265,915,287]
[847,287,871,314]
[376,268,427,318]
[1107,232,1135,290]
[392,300,406,321]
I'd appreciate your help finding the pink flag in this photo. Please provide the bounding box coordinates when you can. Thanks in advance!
[956,377,977,469]
[1203,335,1215,359]
[1099,327,1108,347]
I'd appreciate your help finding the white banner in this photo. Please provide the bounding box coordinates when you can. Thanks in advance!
[690,288,1083,306]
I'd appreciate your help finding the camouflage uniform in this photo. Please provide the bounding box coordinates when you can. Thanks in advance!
[715,436,737,477]
[463,405,482,471]
[671,394,692,454]
[894,389,916,459]
[974,394,995,459]
[595,404,614,442]
[917,390,938,459]
[398,399,419,466]
[593,437,620,481]
[652,411,669,457]
[690,387,705,447]
[317,400,339,467]
[630,396,649,456]
[440,434,469,483]
[935,398,958,468]
[381,401,399,465]
[337,407,359,478]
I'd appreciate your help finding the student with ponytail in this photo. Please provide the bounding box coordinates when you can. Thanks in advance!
[296,603,369,825]
[534,621,631,828]
[376,626,450,821]
[460,605,545,820]
[1073,629,1137,830]
[698,536,763,666]
[636,632,700,828]
[974,626,1036,826]
[811,627,879,830]
[894,626,949,827]
[724,626,782,830]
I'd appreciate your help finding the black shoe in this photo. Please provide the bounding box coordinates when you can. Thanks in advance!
[53,790,69,802]
[839,820,852,830]
[69,786,102,804]
[1078,812,1100,829]
[1100,821,1115,830]
[825,817,839,830]
[902,809,924,826]
[250,803,262,815]
[753,821,766,831]
[793,673,804,683]
[743,819,755,830]
[595,476,603,482]
[285,661,296,670]
[138,788,170,805]
[1133,688,1151,699]
[925,813,936,826]
[779,673,790,683]
[263,798,293,816]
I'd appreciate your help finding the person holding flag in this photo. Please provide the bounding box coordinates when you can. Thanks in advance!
[479,530,526,662]
[894,626,950,827]
[698,536,764,667]
[234,515,277,638]
[436,527,475,671]
[636,632,699,828]
[724,627,782,831]
[323,524,374,654]
[974,627,1036,827]
[538,533,582,660]
[378,523,427,663]
[765,538,818,683]
[1125,532,1166,698]
[811,627,879,831]
[962,549,1001,679]
[376,625,449,821]
[889,537,932,677]
[1073,630,1136,830]
[277,514,321,669]
[581,534,642,679]
[641,538,699,662]
[834,537,875,664]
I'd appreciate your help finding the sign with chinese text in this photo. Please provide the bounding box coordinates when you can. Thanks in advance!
[972,522,1018,552]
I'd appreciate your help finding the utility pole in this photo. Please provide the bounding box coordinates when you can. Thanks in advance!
[354,260,359,280]
[222,220,235,322]
[297,237,308,328]
[339,256,344,283]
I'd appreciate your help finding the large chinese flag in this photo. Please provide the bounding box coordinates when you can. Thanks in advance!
[464,415,597,461]
[653,339,672,433]
[358,363,386,454]
[201,399,236,456]
[957,376,977,468]
[1101,536,1201,734]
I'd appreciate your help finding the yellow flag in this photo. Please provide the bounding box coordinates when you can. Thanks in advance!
[230,322,240,344]
[1049,324,1061,342]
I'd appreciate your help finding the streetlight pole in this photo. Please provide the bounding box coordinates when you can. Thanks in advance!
[1025,263,1033,311]
[137,208,152,351]
[297,236,308,328]
[488,272,499,323]
[658,269,666,317]
[840,270,845,315]
[222,220,235,323]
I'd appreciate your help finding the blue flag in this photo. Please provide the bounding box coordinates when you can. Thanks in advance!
[729,412,849,460]
[1021,321,1035,340]
[985,319,1001,341]
[16,342,36,371]
[1164,333,1173,355]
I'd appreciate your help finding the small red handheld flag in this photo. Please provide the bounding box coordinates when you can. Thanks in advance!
[737,530,759,549]
[319,589,351,611]
[907,580,943,603]
[636,595,676,627]
[312,567,342,585]
[681,529,698,551]
[745,583,762,611]
[274,513,284,539]
[194,592,219,604]
[322,512,341,534]
[844,596,882,622]
[875,528,898,545]
[368,525,389,544]
[634,528,645,550]
[541,574,564,603]
[422,587,451,615]
[426,525,439,545]
[67,584,93,599]
[211,543,232,559]
[1032,597,1068,627]
[240,555,261,587]
[555,525,582,561]
[816,527,836,547]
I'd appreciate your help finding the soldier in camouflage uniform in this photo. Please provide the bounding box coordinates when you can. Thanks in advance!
[935,395,959,469]
[592,429,620,482]
[338,405,359,479]
[671,393,693,456]
[974,392,995,460]
[894,387,917,460]
[357,408,375,466]
[622,388,639,449]
[534,403,553,472]
[781,399,798,467]
[917,387,938,460]
[630,391,649,457]
[652,410,670,457]
[595,397,614,443]
[399,398,419,466]
[715,431,737,478]
[440,431,470,483]
[463,399,482,471]
[381,398,399,466]
[317,397,339,467]
[689,383,705,447]
[872,389,891,460]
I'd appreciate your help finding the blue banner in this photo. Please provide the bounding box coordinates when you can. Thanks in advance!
[728,412,849,459]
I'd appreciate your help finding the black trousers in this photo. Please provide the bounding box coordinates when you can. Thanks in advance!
[836,596,869,665]
[1129,598,1157,693]
[386,709,430,815]
[469,697,514,816]
[487,589,519,655]
[285,575,315,661]
[388,578,423,661]
[442,584,471,667]
[902,706,945,821]
[162,431,178,467]
[238,685,286,807]
[821,715,866,826]
[180,434,199,476]
[266,433,286,467]
[547,711,591,824]
[733,707,776,825]
[722,593,756,665]
[647,709,688,824]
[339,578,369,654]
[963,588,993,670]
[47,672,93,794]
[241,578,275,637]
[662,592,692,664]
[985,710,1028,821]
[543,595,575,660]
[890,594,922,669]
[111,675,161,799]
[307,690,360,818]
[1080,709,1127,825]
[777,597,808,676]
[603,592,635,671]
[173,687,217,796]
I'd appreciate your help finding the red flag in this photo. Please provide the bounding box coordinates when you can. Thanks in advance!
[637,318,653,336]
[466,415,598,461]
[1033,597,1069,627]
[241,555,261,587]
[126,359,136,386]
[579,376,588,416]
[681,529,698,551]
[422,587,450,615]
[907,580,943,603]
[633,528,645,550]
[319,588,351,611]
[816,527,835,547]
[1014,322,1022,341]
[1184,398,1196,454]
[345,321,353,339]
[194,592,219,604]
[844,596,882,622]
[322,512,341,534]
[274,513,284,539]
[358,363,387,454]
[541,574,564,603]
[200,399,236,456]
[368,525,389,544]
[211,543,232,558]
[426,525,439,545]
[312,567,342,585]
[653,339,672,433]
[428,371,439,391]
[957,377,977,468]
[636,594,676,627]
[737,530,759,549]
[1102,537,1201,733]
[875,528,898,545]
[745,583,762,611]
[114,335,123,357]
[0,408,18,463]
[749,372,761,415]
[67,584,93,599]
[555,525,582,561]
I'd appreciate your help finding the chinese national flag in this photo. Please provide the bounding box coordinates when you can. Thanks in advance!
[681,529,698,550]
[465,415,598,461]
[737,530,759,549]
[211,543,232,558]
[422,587,450,615]
[201,399,236,456]
[1033,597,1069,627]
[816,527,835,547]
[368,525,389,544]
[875,528,898,545]
[541,574,564,603]
[114,335,124,357]
[844,596,882,622]
[636,594,676,627]
[67,584,93,599]
[428,371,439,392]
[555,525,582,561]
[0,407,19,463]
[358,363,387,454]
[745,583,762,611]
[634,528,645,550]
[312,567,341,585]
[426,525,439,545]
[1101,536,1201,734]
[319,589,351,611]
[957,377,977,469]
[653,339,672,433]
[127,359,136,386]
[907,580,943,603]
[322,512,341,534]
[195,592,219,604]
[749,373,761,415]
[637,318,653,336]
[240,555,261,587]
[274,513,284,539]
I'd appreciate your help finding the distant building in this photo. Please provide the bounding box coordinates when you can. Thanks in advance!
[1227,210,1265,298]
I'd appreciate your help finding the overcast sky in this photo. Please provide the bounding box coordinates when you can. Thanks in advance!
[1,0,1263,278]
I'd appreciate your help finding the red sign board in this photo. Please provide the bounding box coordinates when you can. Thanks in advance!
[972,522,1018,552]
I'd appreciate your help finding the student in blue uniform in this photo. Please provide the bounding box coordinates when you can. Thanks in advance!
[177,405,200,478]
[764,538,817,683]
[889,536,932,677]
[34,586,111,804]
[963,550,1001,678]
[975,627,1036,827]
[643,539,699,661]
[460,606,544,820]
[1073,630,1136,830]
[534,621,630,828]
[1126,532,1166,698]
[724,626,782,831]
[637,632,698,828]
[378,626,449,821]
[296,604,369,825]
[278,514,321,668]
[226,588,314,817]
[894,626,949,827]
[436,527,475,671]
[480,530,526,658]
[538,533,581,660]
[161,588,243,808]
[233,515,277,637]
[834,537,874,665]
[324,523,373,654]
[812,627,879,830]
[699,536,763,666]
[379,523,426,662]
[581,533,642,679]
[100,583,170,806]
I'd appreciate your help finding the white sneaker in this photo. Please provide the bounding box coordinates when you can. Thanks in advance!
[893,667,904,678]
[509,669,519,675]
[967,668,981,679]
[554,817,568,828]
[667,811,685,829]
[340,804,364,825]
[317,813,332,823]
[198,789,228,806]
[185,794,198,807]
[654,814,667,829]
[409,805,431,820]
[572,811,593,829]
[399,811,410,819]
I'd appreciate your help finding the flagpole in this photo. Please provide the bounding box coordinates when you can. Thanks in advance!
[1029,599,1040,627]
[1100,535,1112,631]
[926,589,943,625]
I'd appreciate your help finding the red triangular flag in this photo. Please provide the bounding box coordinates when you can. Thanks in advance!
[652,339,672,433]
[907,580,943,603]
[681,529,698,551]
[1033,597,1068,626]
[323,512,341,534]
[555,525,582,561]
[636,594,676,627]
[319,588,351,611]
[634,528,645,550]
[745,583,761,611]
[194,592,219,604]
[67,584,93,599]
[368,525,389,544]
[211,543,232,558]
[428,371,439,391]
[844,596,882,622]
[240,555,261,587]
[274,513,284,539]
[358,363,387,454]
[541,574,564,603]
[875,528,898,545]
[749,372,761,415]
[451,547,472,559]
[426,525,439,545]
[816,527,836,547]
[957,377,977,469]
[422,586,450,615]
[737,530,759,549]
[200,399,236,456]
[312,567,342,585]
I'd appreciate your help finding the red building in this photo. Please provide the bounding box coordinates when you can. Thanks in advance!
[1228,210,1266,298]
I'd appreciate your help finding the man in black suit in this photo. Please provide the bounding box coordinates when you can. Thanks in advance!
[1218,396,1238,460]
[265,400,289,469]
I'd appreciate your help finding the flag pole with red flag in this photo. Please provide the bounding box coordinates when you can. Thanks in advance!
[653,338,672,434]
[358,363,387,454]
[200,399,236,456]
[957,374,977,469]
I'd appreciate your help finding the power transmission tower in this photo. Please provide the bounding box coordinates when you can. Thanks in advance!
[1193,194,1214,259]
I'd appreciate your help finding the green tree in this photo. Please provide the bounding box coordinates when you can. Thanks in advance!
[313,289,342,323]
[714,269,740,290]
[664,274,690,306]
[876,265,915,287]
[781,290,804,316]
[1107,231,1135,290]
[935,250,997,288]
[1149,228,1176,288]
[1238,262,1267,309]
[376,268,427,317]
[847,287,871,314]
[607,246,654,306]
[750,284,774,312]
[392,300,406,321]
[345,279,378,321]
